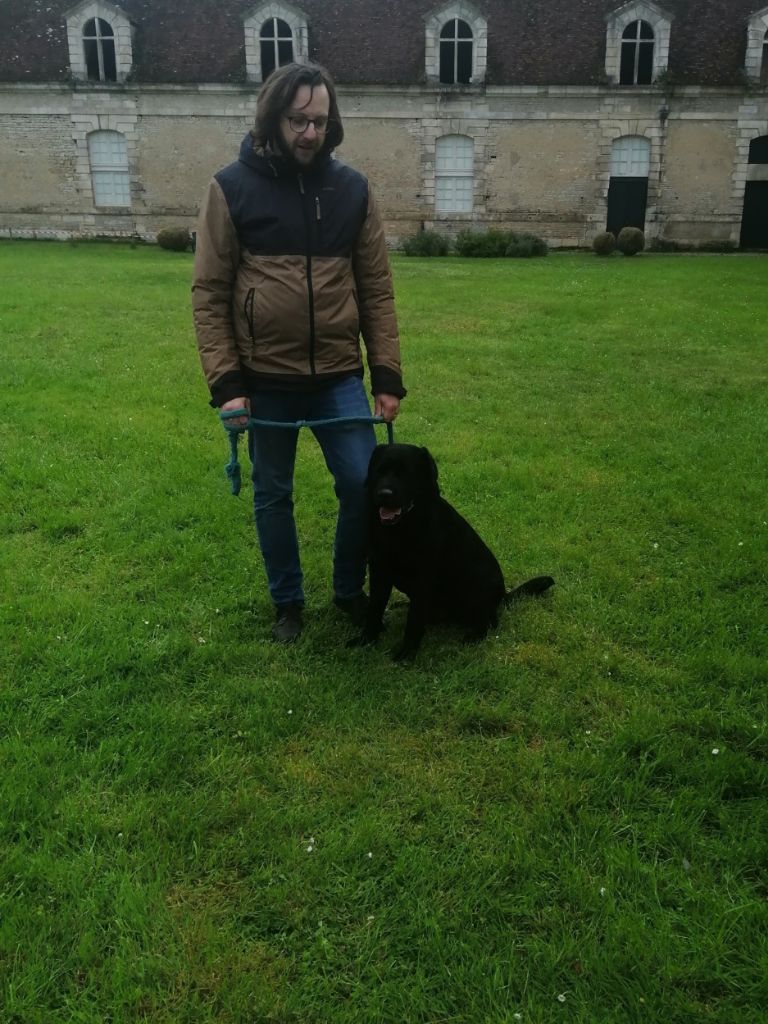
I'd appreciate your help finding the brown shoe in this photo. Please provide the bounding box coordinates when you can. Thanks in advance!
[272,603,303,643]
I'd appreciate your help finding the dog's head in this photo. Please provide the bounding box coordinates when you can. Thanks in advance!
[365,444,440,526]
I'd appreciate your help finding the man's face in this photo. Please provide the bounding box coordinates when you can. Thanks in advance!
[278,83,330,167]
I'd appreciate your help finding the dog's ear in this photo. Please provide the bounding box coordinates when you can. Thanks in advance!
[421,447,440,495]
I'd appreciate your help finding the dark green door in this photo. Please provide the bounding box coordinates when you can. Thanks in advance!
[607,177,648,236]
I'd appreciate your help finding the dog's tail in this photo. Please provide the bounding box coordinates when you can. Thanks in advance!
[504,575,555,605]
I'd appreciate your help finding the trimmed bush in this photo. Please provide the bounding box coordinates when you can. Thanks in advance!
[649,238,690,253]
[505,232,548,258]
[616,226,645,256]
[402,230,451,257]
[456,229,547,258]
[156,227,191,252]
[592,231,616,256]
[696,239,737,253]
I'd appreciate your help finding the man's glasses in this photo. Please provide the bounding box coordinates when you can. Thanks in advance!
[286,115,329,134]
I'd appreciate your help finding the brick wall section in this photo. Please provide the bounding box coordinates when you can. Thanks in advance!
[0,0,762,86]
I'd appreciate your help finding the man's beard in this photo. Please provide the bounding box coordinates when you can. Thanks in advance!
[273,133,322,169]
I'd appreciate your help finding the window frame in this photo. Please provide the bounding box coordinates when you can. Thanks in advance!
[259,16,295,79]
[243,2,308,83]
[82,17,117,82]
[87,129,131,208]
[439,19,474,85]
[604,1,672,86]
[424,2,487,86]
[434,134,475,215]
[619,20,655,85]
[65,1,134,83]
[745,8,768,83]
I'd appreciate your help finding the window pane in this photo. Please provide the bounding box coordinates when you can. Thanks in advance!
[622,21,639,40]
[620,42,636,84]
[440,19,456,39]
[83,18,96,36]
[261,40,276,78]
[639,20,654,40]
[436,135,474,212]
[276,18,291,37]
[97,18,114,37]
[436,177,473,213]
[611,136,650,177]
[260,18,276,40]
[89,131,130,207]
[277,40,293,64]
[637,41,653,84]
[456,19,472,39]
[89,131,128,168]
[84,38,100,79]
[456,40,472,83]
[439,41,455,83]
[102,39,117,81]
[93,171,130,207]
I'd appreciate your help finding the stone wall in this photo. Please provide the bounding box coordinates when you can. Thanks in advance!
[0,81,766,246]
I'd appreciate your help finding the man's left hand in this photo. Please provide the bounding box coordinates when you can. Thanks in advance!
[374,393,400,423]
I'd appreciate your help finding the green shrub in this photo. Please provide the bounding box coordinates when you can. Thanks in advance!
[696,239,737,253]
[402,230,451,257]
[649,238,690,253]
[616,226,645,256]
[456,229,547,258]
[455,230,509,257]
[505,232,548,258]
[156,227,191,252]
[592,231,616,256]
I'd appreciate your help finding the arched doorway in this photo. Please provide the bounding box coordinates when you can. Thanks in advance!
[740,135,768,249]
[607,136,650,235]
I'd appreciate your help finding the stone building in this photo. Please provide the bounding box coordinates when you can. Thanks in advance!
[0,0,767,247]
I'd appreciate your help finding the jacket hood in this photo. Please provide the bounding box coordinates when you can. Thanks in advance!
[237,133,331,179]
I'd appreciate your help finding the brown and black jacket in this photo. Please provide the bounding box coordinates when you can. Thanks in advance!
[192,134,405,407]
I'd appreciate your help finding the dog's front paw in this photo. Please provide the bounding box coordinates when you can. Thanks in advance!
[391,644,417,663]
[347,626,381,649]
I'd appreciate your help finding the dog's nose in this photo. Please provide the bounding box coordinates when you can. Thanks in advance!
[376,487,395,502]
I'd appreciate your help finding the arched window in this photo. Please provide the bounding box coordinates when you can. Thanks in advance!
[611,136,651,178]
[620,20,654,85]
[88,131,130,207]
[260,17,294,79]
[83,17,117,82]
[435,135,474,213]
[439,19,473,84]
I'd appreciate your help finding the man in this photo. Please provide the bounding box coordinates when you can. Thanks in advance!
[192,62,405,643]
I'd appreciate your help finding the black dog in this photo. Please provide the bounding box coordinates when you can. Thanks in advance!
[353,443,554,660]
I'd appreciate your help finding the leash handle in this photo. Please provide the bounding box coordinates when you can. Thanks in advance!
[219,412,395,496]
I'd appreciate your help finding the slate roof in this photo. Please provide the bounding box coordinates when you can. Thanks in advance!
[0,0,757,86]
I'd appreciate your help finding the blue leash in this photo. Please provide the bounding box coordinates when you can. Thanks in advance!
[219,409,395,496]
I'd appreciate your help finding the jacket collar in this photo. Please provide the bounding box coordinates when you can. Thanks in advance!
[237,134,332,180]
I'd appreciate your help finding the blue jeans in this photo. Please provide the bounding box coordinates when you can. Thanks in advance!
[247,376,377,608]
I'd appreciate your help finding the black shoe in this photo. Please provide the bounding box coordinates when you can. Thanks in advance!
[272,603,303,643]
[334,593,369,627]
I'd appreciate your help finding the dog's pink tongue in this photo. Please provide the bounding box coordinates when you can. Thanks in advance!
[379,506,401,522]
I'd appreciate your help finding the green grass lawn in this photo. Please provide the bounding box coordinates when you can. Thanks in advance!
[1,241,767,1023]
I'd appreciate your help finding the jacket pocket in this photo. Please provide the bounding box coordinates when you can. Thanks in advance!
[244,287,256,344]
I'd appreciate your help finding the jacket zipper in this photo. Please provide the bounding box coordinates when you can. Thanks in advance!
[244,287,255,343]
[299,173,316,376]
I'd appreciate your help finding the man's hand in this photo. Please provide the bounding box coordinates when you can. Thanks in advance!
[374,393,400,423]
[220,396,250,427]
